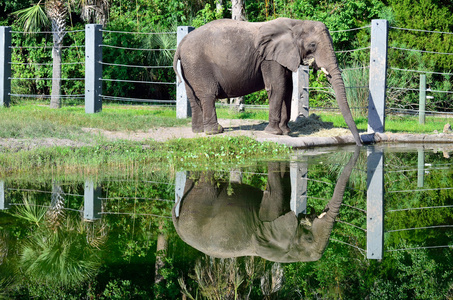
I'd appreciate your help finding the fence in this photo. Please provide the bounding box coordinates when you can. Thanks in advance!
[1,20,453,129]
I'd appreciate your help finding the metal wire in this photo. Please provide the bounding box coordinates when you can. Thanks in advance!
[386,225,453,233]
[387,86,453,94]
[10,62,84,66]
[99,196,173,202]
[389,67,453,76]
[341,203,366,213]
[9,94,84,99]
[342,66,370,71]
[10,29,85,34]
[100,44,176,51]
[100,78,175,85]
[389,46,453,56]
[335,47,370,54]
[337,220,367,232]
[101,95,176,103]
[330,25,371,33]
[99,211,171,218]
[329,238,366,254]
[386,245,452,252]
[388,205,453,213]
[387,187,453,193]
[7,188,83,197]
[390,26,453,35]
[10,77,84,81]
[99,61,172,69]
[387,107,453,115]
[9,45,85,49]
[100,29,176,35]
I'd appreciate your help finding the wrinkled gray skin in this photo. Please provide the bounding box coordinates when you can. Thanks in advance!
[172,147,360,263]
[173,18,362,145]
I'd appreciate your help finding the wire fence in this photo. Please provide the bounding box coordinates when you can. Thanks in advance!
[3,21,452,116]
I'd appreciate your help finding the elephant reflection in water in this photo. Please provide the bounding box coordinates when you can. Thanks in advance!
[172,147,359,263]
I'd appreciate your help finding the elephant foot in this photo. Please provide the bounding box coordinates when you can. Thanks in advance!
[264,123,283,135]
[280,124,291,135]
[192,126,204,133]
[205,124,224,135]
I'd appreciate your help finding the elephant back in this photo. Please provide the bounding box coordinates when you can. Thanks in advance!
[173,182,263,258]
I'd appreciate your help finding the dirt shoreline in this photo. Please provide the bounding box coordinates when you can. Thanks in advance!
[1,116,453,150]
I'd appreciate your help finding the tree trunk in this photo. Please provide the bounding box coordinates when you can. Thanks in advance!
[155,220,168,286]
[216,0,223,14]
[47,1,67,109]
[50,43,62,109]
[230,0,246,112]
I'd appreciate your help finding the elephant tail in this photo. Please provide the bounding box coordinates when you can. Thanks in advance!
[173,47,182,84]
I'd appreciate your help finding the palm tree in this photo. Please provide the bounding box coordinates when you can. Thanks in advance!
[13,0,109,108]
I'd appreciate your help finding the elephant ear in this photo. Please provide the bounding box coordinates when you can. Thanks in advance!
[255,18,301,73]
[253,212,297,259]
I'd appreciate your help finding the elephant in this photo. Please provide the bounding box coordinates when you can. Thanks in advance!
[173,18,363,146]
[172,147,360,263]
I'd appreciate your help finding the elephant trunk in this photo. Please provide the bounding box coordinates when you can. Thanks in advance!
[312,147,360,255]
[318,32,362,146]
[324,146,360,220]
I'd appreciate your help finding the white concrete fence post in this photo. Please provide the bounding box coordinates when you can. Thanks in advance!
[368,19,388,133]
[85,24,103,114]
[291,65,310,121]
[176,26,195,119]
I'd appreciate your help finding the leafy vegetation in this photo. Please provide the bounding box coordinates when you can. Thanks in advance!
[1,148,452,299]
[2,0,452,113]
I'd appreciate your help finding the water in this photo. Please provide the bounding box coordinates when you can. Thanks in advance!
[1,144,452,299]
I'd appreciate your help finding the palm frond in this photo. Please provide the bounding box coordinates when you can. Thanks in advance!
[10,195,47,226]
[11,4,50,32]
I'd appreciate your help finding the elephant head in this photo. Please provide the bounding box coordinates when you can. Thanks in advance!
[172,147,360,263]
[255,18,363,146]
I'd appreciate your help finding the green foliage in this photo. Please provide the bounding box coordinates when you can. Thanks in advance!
[192,3,224,28]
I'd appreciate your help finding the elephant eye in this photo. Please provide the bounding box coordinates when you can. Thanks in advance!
[308,42,316,50]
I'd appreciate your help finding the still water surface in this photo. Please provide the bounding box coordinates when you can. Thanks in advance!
[1,144,452,298]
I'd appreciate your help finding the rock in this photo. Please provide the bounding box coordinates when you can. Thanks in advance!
[443,123,451,133]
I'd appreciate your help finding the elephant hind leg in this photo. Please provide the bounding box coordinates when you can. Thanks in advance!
[185,83,204,133]
[200,96,224,135]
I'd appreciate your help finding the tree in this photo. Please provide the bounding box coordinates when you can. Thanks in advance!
[12,0,109,108]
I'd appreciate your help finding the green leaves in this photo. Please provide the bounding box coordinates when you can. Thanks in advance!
[11,3,50,32]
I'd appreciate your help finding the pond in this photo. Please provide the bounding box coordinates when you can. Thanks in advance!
[1,144,452,299]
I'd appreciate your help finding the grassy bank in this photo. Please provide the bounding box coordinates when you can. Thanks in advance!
[0,103,450,177]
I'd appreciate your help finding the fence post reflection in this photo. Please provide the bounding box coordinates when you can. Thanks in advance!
[290,159,308,216]
[366,146,384,259]
[0,181,9,210]
[174,171,187,218]
[84,180,102,220]
[417,147,425,187]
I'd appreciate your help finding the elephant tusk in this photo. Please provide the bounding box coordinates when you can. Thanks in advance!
[318,212,327,219]
[321,67,329,76]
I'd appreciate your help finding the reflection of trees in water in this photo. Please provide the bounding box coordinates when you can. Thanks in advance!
[179,256,284,299]
[9,189,106,289]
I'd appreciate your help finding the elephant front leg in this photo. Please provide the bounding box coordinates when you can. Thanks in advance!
[262,61,293,135]
[279,82,292,135]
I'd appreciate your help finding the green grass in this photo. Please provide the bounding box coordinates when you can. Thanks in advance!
[0,103,450,178]
[0,137,291,178]
[319,112,451,134]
